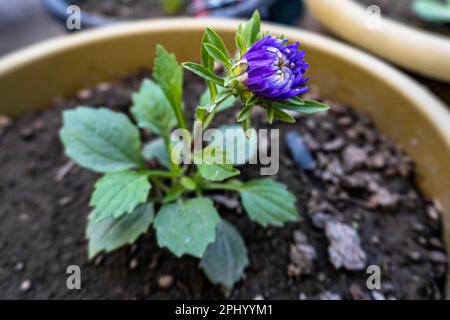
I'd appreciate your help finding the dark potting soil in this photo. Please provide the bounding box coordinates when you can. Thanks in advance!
[355,0,450,37]
[76,0,188,20]
[0,70,447,300]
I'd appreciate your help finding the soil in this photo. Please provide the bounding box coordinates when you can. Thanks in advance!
[76,0,188,20]
[355,0,450,37]
[0,70,447,300]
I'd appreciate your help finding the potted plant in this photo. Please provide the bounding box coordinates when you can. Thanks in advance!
[305,0,450,83]
[0,16,449,299]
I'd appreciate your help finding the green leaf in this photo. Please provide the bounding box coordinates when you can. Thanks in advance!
[154,198,221,257]
[131,79,177,137]
[86,203,154,259]
[241,10,261,47]
[208,125,257,165]
[412,0,450,23]
[180,176,196,190]
[90,171,151,221]
[238,179,298,227]
[205,28,230,60]
[182,62,225,86]
[272,99,330,114]
[60,107,143,173]
[201,31,218,101]
[237,104,253,122]
[153,45,185,129]
[162,186,185,204]
[273,108,296,123]
[200,220,249,289]
[242,117,252,139]
[235,32,247,56]
[195,146,240,182]
[266,106,275,124]
[204,43,232,68]
[143,138,170,169]
[199,87,236,112]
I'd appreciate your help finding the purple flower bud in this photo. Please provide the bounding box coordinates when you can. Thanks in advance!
[241,35,309,101]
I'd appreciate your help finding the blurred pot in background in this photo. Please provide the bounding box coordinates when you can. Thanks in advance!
[43,0,304,29]
[305,0,450,83]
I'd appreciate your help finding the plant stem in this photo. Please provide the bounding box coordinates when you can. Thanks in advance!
[150,176,169,193]
[174,107,187,130]
[203,182,241,191]
[146,170,177,178]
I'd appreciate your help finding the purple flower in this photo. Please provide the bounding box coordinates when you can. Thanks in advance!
[241,35,309,101]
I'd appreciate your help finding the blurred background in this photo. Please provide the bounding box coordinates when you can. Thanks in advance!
[0,0,448,105]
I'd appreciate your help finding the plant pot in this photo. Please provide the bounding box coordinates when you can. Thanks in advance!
[0,18,449,297]
[43,0,303,29]
[304,0,450,83]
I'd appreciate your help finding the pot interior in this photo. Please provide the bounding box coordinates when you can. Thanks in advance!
[0,18,449,296]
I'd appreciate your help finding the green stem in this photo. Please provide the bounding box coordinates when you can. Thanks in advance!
[174,107,187,130]
[202,93,232,130]
[146,170,176,178]
[150,176,169,193]
[203,182,241,191]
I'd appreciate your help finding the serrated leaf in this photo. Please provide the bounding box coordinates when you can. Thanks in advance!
[143,138,170,169]
[208,125,257,165]
[182,62,224,86]
[90,171,151,221]
[60,107,143,173]
[238,179,298,227]
[153,45,183,114]
[194,146,240,182]
[204,43,232,68]
[86,203,154,259]
[131,79,177,137]
[200,220,249,288]
[154,198,221,257]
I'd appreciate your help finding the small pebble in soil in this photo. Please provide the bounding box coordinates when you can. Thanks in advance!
[342,145,367,171]
[288,231,317,278]
[253,294,264,300]
[428,251,448,264]
[409,251,421,262]
[14,262,24,272]
[298,292,308,300]
[58,196,73,207]
[325,221,367,271]
[158,275,174,289]
[210,194,240,210]
[20,279,32,292]
[129,258,138,270]
[371,291,386,300]
[427,204,440,222]
[320,291,342,300]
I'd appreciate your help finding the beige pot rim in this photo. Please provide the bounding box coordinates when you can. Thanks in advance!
[305,0,450,83]
[0,18,449,297]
